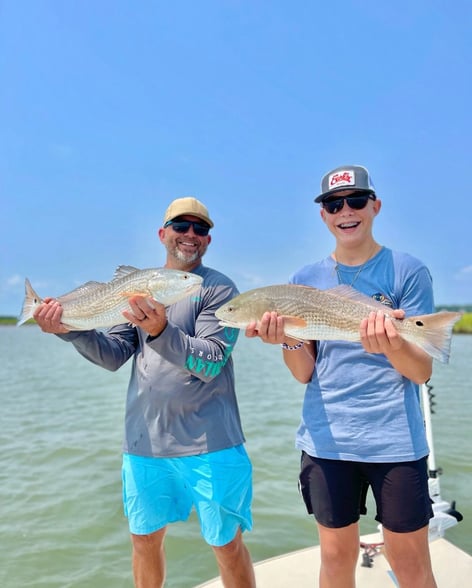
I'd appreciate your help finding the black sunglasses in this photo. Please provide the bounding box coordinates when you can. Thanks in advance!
[321,192,376,215]
[164,220,211,236]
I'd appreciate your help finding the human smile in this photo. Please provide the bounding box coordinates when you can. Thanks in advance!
[178,239,198,248]
[338,221,360,230]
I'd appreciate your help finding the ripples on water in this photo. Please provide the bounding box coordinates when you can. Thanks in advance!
[1,328,470,587]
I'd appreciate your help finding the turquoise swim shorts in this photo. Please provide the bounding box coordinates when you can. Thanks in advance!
[122,445,253,546]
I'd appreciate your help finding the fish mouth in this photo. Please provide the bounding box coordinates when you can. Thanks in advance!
[217,319,242,329]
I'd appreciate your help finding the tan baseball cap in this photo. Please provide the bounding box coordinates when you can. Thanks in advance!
[163,196,214,228]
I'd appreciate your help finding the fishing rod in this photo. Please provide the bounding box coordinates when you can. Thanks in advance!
[421,381,463,540]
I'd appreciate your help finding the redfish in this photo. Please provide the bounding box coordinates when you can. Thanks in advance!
[18,265,202,330]
[215,284,462,363]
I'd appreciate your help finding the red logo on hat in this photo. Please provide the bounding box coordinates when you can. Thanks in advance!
[329,171,355,189]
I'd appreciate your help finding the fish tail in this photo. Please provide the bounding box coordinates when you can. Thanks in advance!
[17,278,42,326]
[407,311,463,363]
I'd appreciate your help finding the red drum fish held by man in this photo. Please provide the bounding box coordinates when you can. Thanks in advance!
[215,284,462,363]
[18,265,203,330]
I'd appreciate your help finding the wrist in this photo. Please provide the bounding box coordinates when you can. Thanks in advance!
[147,320,168,339]
[281,341,304,351]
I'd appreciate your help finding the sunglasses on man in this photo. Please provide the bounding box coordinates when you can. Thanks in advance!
[321,192,376,215]
[164,219,211,236]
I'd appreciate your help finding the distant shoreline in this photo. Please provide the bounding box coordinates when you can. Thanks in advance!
[3,312,472,334]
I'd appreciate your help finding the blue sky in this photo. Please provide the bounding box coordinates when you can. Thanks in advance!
[1,1,471,317]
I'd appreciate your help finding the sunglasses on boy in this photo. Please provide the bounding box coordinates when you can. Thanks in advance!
[164,219,211,236]
[321,191,376,215]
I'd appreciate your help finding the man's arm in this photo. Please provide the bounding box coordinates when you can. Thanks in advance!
[34,299,137,372]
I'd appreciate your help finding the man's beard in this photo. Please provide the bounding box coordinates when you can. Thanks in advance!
[167,243,207,265]
[174,248,199,264]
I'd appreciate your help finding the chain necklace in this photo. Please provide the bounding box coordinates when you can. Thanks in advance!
[334,262,366,287]
[333,245,381,287]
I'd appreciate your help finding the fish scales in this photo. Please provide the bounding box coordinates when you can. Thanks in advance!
[60,277,145,329]
[269,286,374,340]
[60,272,168,327]
[18,266,203,330]
[215,284,463,363]
[238,286,384,340]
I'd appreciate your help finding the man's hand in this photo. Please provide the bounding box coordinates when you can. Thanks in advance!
[34,299,71,334]
[123,296,168,337]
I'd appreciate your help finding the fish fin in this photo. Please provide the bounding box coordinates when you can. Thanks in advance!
[281,315,307,328]
[113,265,140,280]
[328,285,389,312]
[17,278,42,326]
[57,281,105,303]
[406,311,463,363]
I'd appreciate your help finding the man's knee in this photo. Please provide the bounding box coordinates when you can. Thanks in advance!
[212,528,243,555]
[131,528,166,555]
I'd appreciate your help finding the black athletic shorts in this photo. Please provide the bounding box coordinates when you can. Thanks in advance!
[299,452,434,533]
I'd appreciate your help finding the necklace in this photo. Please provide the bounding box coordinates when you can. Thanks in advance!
[334,262,366,287]
[333,245,381,287]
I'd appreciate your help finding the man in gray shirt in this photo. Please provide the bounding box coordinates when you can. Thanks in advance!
[34,197,256,588]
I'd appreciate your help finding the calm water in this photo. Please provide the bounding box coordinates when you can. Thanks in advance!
[1,327,471,588]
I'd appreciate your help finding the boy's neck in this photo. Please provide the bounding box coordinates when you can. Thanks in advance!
[333,241,381,267]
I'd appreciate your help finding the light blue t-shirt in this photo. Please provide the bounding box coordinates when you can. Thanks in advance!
[290,247,434,463]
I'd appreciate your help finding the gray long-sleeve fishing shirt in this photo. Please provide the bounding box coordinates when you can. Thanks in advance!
[58,264,245,457]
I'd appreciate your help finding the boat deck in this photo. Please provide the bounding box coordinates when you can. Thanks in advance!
[194,532,472,588]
